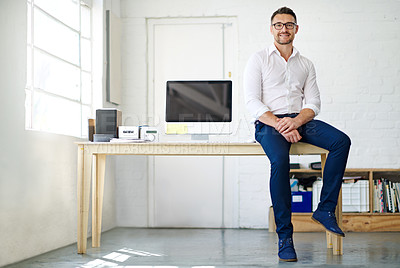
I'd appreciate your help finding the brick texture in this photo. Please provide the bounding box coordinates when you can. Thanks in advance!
[116,0,400,228]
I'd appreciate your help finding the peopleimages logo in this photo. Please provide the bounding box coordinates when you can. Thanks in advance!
[89,141,235,155]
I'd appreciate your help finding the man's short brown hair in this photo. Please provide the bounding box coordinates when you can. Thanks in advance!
[271,7,297,23]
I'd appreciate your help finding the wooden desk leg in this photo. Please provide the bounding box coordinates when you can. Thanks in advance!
[320,153,334,249]
[333,188,343,255]
[268,206,275,233]
[92,154,106,248]
[326,232,333,249]
[77,145,92,254]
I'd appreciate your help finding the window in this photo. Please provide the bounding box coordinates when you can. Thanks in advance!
[26,0,92,137]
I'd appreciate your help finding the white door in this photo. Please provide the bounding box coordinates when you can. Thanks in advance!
[148,17,237,227]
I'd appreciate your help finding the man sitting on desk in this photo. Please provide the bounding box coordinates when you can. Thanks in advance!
[243,6,351,262]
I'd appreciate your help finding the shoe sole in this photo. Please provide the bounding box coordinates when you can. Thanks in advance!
[311,216,345,237]
[279,257,298,262]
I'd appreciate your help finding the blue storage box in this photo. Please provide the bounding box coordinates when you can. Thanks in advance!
[291,191,312,212]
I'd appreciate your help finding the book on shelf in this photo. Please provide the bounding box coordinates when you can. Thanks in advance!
[387,182,393,212]
[395,183,400,212]
[390,181,397,212]
[373,180,382,212]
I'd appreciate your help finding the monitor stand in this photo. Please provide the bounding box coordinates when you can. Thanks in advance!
[191,134,209,142]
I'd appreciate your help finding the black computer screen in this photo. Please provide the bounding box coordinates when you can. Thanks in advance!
[166,81,232,122]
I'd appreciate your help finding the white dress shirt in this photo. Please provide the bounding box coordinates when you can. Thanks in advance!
[244,44,321,120]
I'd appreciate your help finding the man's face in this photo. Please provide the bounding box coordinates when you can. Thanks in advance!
[270,14,298,45]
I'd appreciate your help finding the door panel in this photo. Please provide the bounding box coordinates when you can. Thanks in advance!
[150,19,233,227]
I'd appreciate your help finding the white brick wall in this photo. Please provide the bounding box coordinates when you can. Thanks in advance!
[116,0,400,228]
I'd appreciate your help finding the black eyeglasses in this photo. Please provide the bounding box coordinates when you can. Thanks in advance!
[272,22,297,30]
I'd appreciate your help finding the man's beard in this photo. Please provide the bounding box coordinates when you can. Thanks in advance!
[275,32,294,45]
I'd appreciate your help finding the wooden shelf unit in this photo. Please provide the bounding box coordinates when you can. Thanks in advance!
[289,168,400,232]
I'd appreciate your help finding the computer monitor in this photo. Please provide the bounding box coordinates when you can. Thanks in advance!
[165,80,232,136]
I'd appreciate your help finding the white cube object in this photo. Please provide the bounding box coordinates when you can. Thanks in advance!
[118,126,140,139]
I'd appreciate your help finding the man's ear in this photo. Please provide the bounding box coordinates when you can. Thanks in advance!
[270,25,273,34]
[295,25,299,34]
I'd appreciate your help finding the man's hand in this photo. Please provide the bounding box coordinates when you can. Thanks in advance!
[258,109,315,143]
[275,117,301,134]
[281,129,302,143]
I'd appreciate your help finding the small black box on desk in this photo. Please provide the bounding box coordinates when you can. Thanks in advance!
[95,109,122,138]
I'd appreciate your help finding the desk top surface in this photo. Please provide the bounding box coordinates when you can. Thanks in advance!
[76,141,328,156]
[76,141,259,145]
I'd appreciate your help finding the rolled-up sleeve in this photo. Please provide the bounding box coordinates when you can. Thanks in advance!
[243,53,270,119]
[303,63,321,116]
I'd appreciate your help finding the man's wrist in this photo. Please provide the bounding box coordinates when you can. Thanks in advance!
[292,117,302,129]
[294,108,316,127]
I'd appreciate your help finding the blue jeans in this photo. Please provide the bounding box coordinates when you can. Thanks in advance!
[255,114,351,239]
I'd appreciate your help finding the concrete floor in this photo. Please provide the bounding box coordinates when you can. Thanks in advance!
[3,228,400,268]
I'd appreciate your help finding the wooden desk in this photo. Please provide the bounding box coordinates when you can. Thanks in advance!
[76,142,342,254]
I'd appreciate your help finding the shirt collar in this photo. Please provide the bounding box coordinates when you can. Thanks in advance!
[268,44,299,58]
